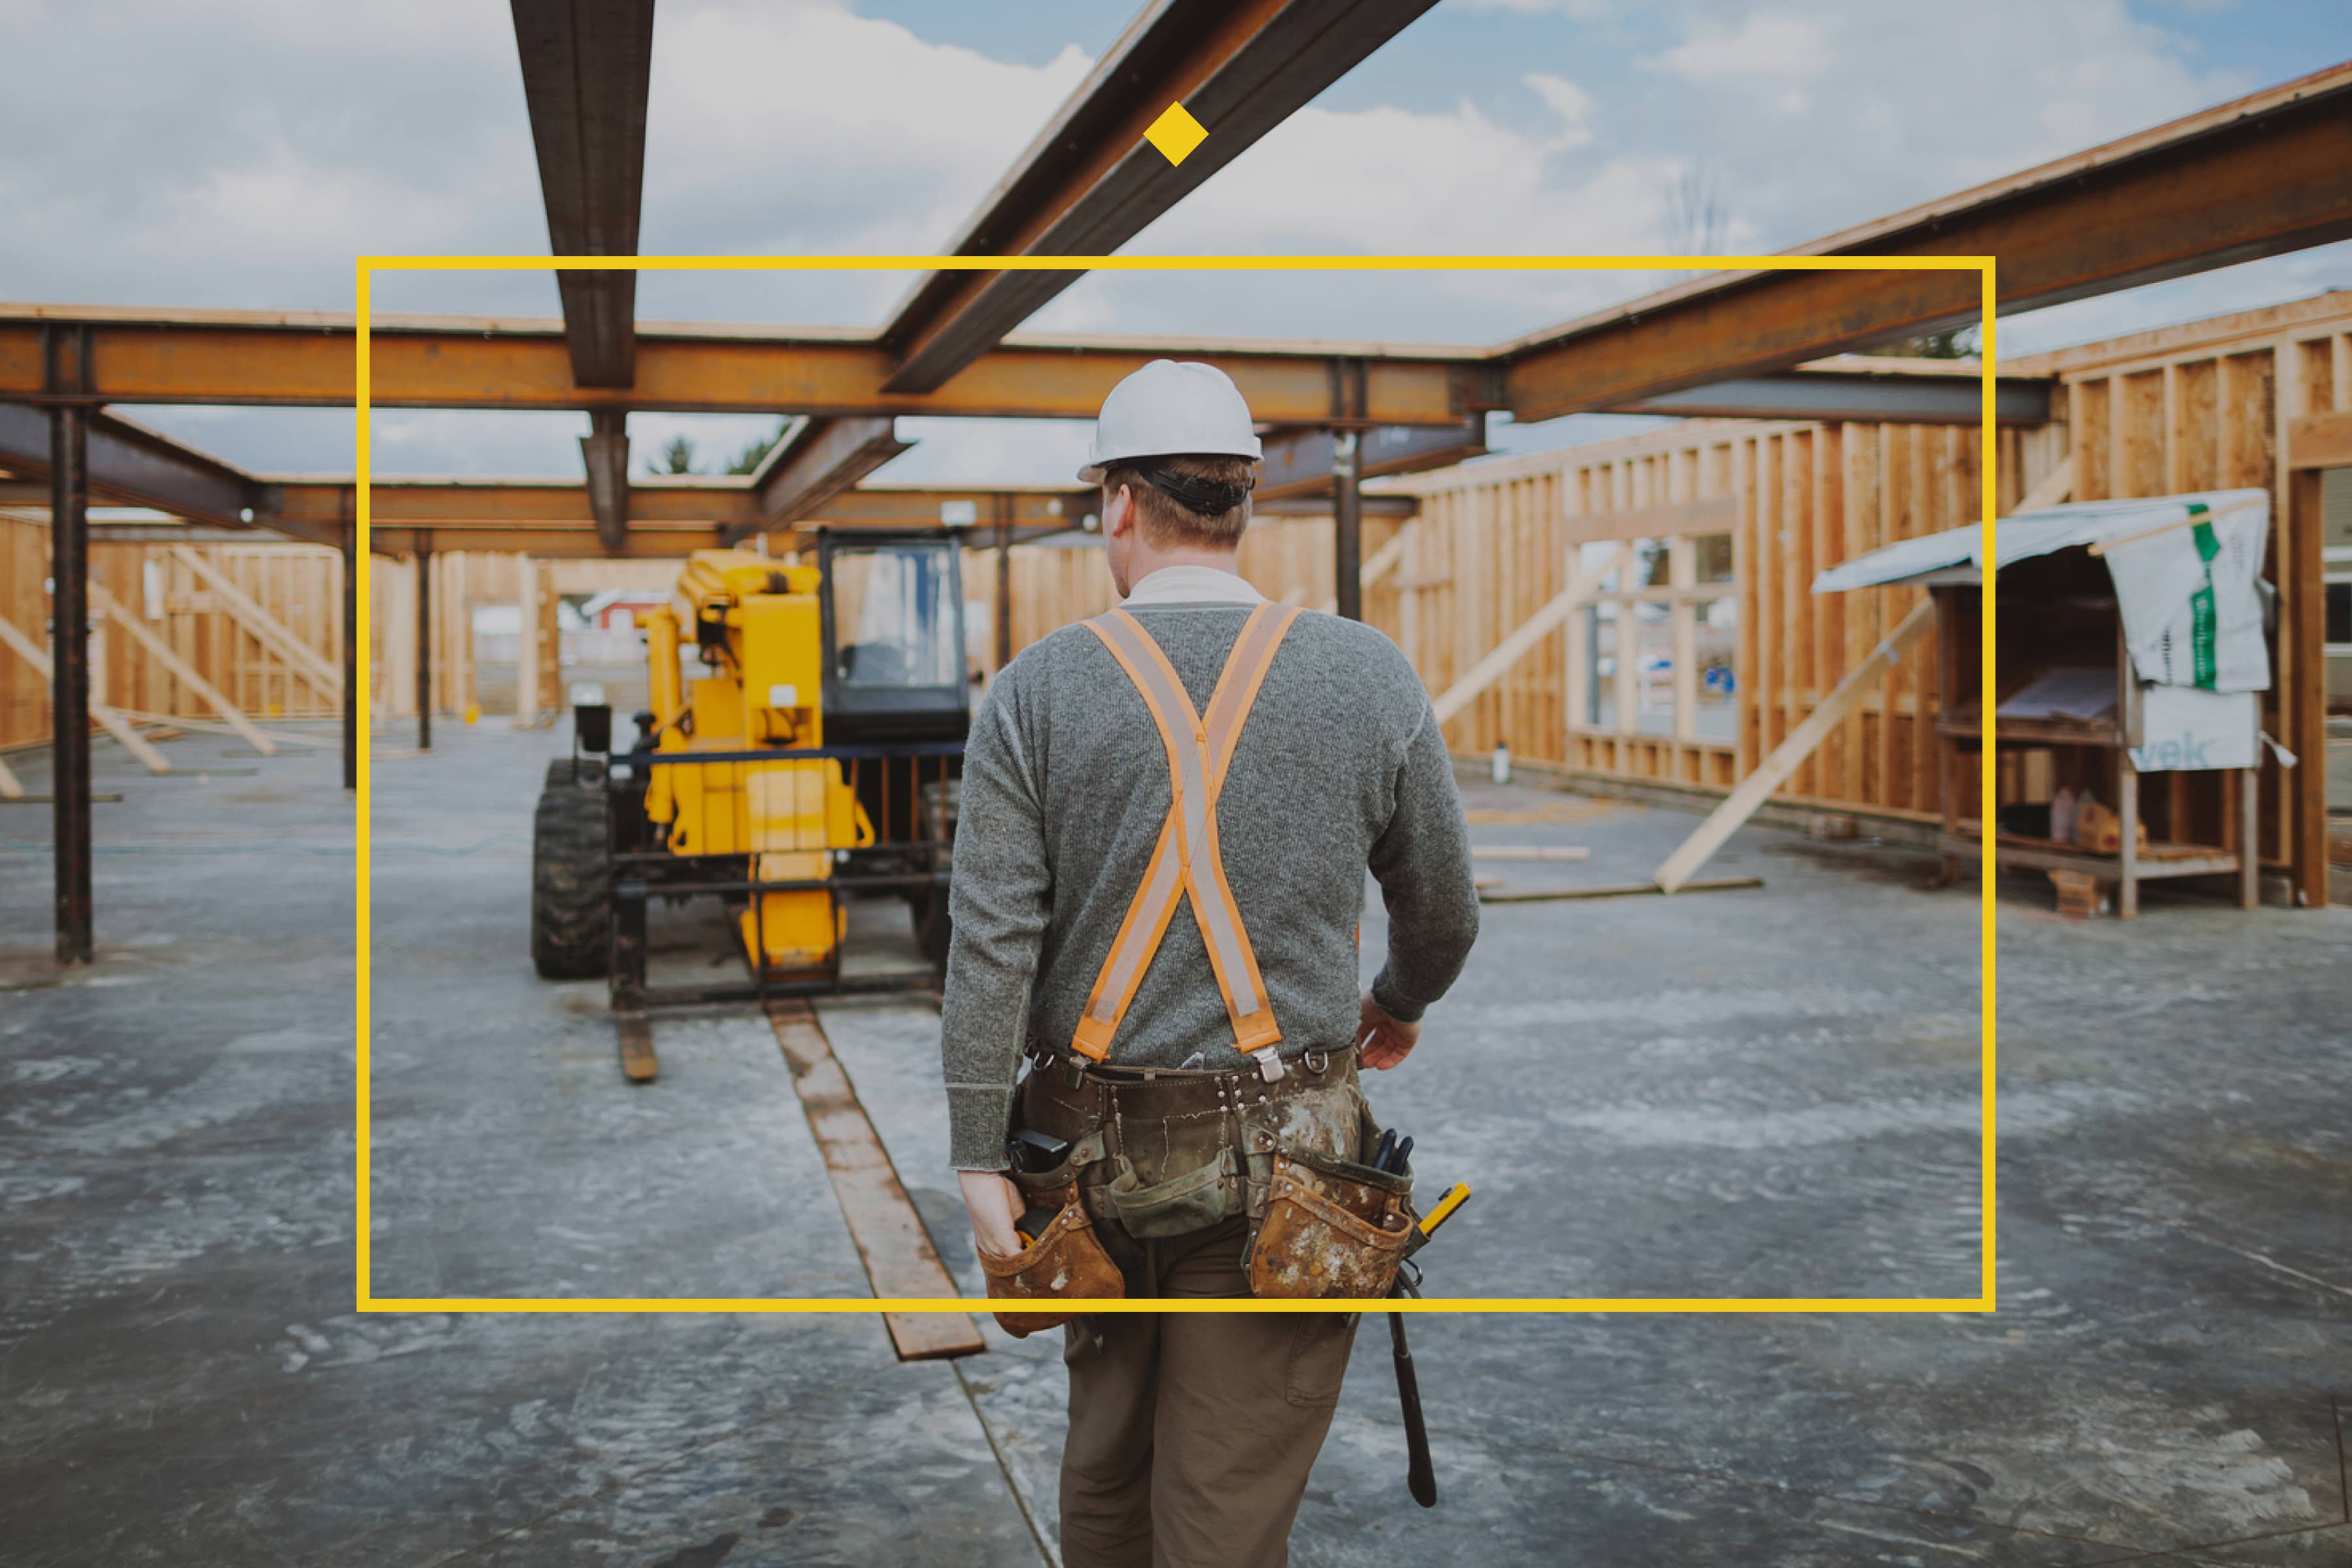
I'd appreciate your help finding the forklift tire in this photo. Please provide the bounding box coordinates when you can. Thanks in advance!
[544,757,606,790]
[532,769,612,979]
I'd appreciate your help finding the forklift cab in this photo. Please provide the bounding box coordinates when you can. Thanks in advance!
[815,528,971,743]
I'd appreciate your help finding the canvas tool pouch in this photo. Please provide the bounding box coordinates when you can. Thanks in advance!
[1020,1047,1364,1276]
[1106,1145,1240,1239]
[984,1130,1124,1337]
[1245,1110,1416,1300]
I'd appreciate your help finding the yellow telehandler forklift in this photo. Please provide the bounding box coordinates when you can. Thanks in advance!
[530,529,966,1015]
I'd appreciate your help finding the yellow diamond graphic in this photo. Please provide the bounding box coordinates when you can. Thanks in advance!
[1143,101,1208,167]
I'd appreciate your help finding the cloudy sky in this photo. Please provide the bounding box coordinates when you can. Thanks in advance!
[2,0,2347,485]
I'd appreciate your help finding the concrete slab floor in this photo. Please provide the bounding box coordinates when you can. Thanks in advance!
[2,721,2347,1566]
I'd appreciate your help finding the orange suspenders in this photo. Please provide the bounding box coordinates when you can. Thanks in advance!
[1070,602,1302,1074]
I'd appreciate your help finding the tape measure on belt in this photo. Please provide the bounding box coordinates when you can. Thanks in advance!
[1070,602,1302,1075]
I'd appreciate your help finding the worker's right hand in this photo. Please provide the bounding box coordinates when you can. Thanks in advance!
[958,1169,1026,1260]
[1357,992,1420,1070]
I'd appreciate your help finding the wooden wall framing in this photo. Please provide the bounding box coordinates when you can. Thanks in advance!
[2,518,351,749]
[1364,289,2352,902]
[1370,416,2062,815]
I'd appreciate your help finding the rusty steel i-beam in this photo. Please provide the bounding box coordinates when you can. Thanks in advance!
[0,311,1490,428]
[723,417,914,545]
[1498,59,2352,421]
[510,0,655,390]
[879,0,1441,393]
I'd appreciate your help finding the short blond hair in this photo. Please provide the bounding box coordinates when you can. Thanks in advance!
[1102,453,1256,549]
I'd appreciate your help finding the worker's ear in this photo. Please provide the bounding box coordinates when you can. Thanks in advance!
[1102,484,1134,540]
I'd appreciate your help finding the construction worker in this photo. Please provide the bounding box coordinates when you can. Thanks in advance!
[941,359,1478,1567]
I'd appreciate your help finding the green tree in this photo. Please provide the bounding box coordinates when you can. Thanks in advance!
[1877,324,1981,359]
[649,434,696,476]
[728,420,791,475]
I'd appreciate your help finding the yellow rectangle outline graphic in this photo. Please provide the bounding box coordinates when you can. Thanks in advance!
[356,253,1998,1315]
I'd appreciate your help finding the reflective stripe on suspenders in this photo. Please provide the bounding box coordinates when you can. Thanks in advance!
[1071,602,1301,1066]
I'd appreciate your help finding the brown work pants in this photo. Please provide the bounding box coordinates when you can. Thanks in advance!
[1058,1215,1358,1568]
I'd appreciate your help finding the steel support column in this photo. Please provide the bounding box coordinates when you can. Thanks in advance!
[49,403,93,964]
[1331,429,1363,623]
[414,546,433,751]
[342,519,358,791]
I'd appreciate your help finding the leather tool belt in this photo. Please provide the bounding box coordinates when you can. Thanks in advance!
[994,1045,1414,1307]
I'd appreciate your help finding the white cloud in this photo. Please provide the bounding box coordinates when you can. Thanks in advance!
[632,1,1093,322]
[2,0,2330,487]
[1635,0,2250,238]
[1524,73,1596,149]
[1456,0,1615,15]
[1032,82,1695,343]
[885,418,1092,488]
[1653,12,1828,80]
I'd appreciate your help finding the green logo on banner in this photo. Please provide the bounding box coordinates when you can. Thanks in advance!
[2185,502,2219,689]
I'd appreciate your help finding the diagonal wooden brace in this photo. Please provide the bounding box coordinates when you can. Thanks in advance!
[0,607,172,773]
[90,585,276,756]
[167,546,340,702]
[1652,597,1936,892]
[1431,542,1629,727]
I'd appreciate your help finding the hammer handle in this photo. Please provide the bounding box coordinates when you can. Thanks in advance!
[1388,1308,1437,1507]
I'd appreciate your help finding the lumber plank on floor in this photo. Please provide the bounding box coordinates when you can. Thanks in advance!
[1471,845,1592,862]
[1480,875,1763,903]
[766,999,984,1362]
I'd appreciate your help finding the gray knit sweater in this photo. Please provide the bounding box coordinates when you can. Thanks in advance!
[939,601,1479,1171]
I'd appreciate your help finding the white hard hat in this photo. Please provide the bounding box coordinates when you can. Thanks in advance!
[1078,359,1262,483]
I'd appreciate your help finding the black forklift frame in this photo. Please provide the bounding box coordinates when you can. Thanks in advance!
[604,742,962,1012]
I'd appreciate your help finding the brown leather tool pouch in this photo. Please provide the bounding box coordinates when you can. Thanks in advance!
[1246,1133,1415,1300]
[981,1176,1126,1337]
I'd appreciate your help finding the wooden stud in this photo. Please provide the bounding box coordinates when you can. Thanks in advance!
[1758,434,1784,762]
[1877,425,1909,809]
[2074,377,2109,499]
[1787,430,1815,795]
[1839,423,1872,804]
[1733,437,1758,776]
[2163,361,2186,496]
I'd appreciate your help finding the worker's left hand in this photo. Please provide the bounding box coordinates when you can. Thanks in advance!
[1357,992,1420,1070]
[958,1169,1025,1260]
